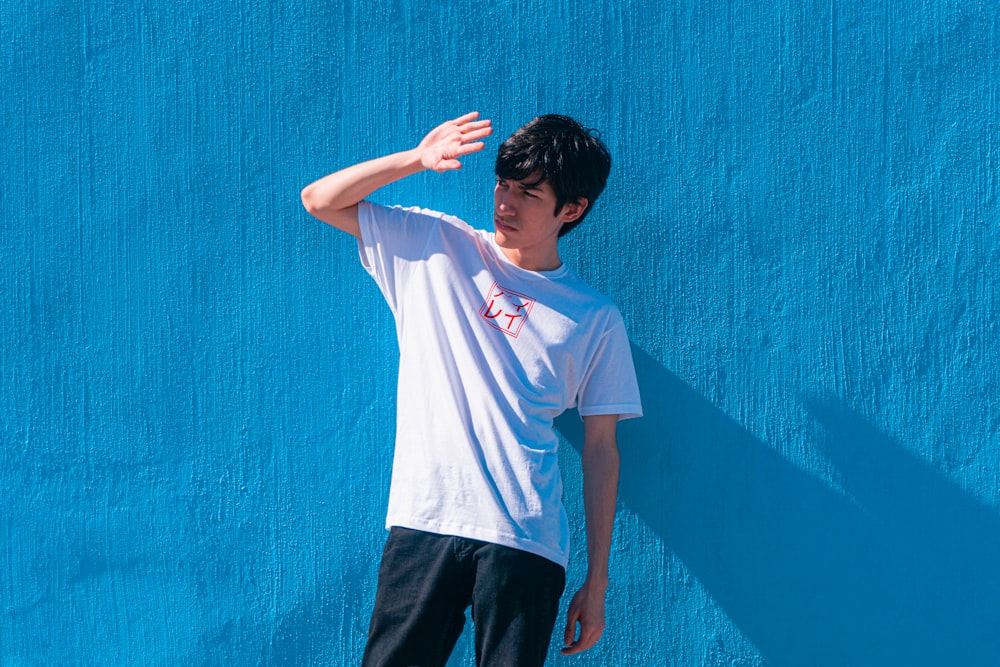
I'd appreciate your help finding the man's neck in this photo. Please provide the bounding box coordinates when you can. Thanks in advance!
[499,245,563,272]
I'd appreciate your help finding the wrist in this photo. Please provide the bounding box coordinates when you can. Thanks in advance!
[399,148,426,174]
[583,573,610,591]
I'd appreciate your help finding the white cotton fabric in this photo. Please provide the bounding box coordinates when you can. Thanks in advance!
[357,201,642,567]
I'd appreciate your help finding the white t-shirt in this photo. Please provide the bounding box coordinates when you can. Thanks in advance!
[357,201,642,567]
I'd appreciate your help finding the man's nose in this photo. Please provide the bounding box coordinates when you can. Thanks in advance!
[497,194,515,215]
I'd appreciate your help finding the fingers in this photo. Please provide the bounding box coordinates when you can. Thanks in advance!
[453,113,492,136]
[461,119,492,132]
[452,111,481,124]
[560,621,603,656]
[461,126,493,143]
[420,113,491,172]
[434,114,491,143]
[429,140,485,172]
[563,606,580,646]
[560,595,605,656]
[455,141,486,157]
[436,117,491,151]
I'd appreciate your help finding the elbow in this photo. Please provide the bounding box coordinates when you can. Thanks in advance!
[582,436,620,471]
[300,184,319,215]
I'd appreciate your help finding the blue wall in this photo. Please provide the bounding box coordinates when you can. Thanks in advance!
[2,0,998,664]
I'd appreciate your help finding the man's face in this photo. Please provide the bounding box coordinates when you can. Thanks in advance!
[492,172,584,265]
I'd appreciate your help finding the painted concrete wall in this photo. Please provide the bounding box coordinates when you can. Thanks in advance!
[2,0,998,664]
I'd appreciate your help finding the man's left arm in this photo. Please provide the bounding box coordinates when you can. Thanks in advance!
[561,413,620,656]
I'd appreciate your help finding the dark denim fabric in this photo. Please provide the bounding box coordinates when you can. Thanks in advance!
[362,527,566,667]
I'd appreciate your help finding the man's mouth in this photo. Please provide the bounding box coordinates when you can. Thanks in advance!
[494,216,516,233]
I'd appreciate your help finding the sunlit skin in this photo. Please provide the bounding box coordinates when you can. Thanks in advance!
[493,173,587,272]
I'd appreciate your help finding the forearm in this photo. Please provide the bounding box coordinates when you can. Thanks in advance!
[301,113,492,238]
[581,436,620,588]
[300,149,424,236]
[561,422,620,656]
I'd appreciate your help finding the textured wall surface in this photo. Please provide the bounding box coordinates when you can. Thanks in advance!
[2,0,998,665]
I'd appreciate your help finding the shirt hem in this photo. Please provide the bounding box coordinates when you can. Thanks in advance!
[578,402,644,420]
[385,515,569,569]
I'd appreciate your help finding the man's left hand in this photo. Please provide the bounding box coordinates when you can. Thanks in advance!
[560,579,608,655]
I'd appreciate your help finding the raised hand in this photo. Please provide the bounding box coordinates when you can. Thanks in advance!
[301,112,493,238]
[415,112,493,172]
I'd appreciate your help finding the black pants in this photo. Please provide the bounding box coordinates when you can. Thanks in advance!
[362,527,566,667]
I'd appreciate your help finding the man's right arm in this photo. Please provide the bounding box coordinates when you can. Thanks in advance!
[300,112,492,238]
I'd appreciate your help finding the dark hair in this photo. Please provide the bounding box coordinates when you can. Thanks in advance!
[495,114,612,236]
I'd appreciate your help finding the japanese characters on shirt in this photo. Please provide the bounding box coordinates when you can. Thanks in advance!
[478,282,536,337]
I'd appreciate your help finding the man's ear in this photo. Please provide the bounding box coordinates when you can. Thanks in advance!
[558,197,589,224]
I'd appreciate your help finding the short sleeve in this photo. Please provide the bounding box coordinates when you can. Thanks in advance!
[357,201,439,315]
[576,312,643,421]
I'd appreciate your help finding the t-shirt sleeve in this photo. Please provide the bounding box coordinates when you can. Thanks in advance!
[576,311,643,421]
[356,200,439,315]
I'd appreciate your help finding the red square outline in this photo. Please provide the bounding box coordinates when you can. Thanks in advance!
[478,281,535,338]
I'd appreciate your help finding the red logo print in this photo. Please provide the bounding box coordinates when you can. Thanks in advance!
[479,282,535,337]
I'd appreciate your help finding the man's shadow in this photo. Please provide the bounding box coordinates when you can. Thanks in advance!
[556,346,1000,666]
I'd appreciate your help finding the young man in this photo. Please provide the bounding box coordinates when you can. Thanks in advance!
[301,112,642,665]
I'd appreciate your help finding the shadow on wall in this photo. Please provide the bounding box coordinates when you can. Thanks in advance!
[556,347,1000,667]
